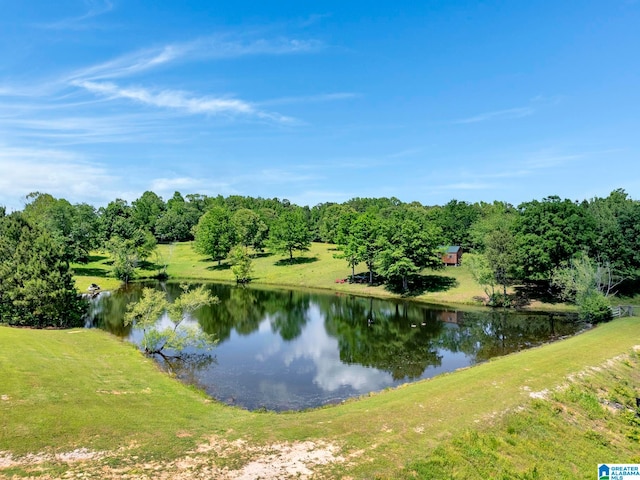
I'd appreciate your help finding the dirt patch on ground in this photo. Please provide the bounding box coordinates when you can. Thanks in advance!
[226,441,343,479]
[0,439,345,479]
[0,448,105,469]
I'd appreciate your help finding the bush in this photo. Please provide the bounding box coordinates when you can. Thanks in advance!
[578,292,612,323]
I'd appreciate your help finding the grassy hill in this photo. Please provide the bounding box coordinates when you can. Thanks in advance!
[2,317,639,478]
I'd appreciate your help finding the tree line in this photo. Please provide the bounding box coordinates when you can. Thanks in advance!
[1,188,639,327]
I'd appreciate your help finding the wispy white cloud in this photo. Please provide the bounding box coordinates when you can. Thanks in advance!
[0,28,329,209]
[195,36,323,58]
[453,106,535,124]
[67,45,188,82]
[387,148,422,159]
[37,0,114,30]
[0,91,183,145]
[68,35,323,82]
[423,147,612,201]
[297,13,333,28]
[521,151,584,169]
[59,32,323,123]
[258,92,358,107]
[73,80,296,123]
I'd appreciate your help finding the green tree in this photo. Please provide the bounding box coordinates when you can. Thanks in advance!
[155,192,204,242]
[551,252,618,322]
[344,196,403,213]
[464,253,498,304]
[432,199,481,248]
[333,208,360,279]
[267,208,312,261]
[232,208,268,250]
[193,206,237,264]
[347,211,383,284]
[588,189,640,277]
[0,213,86,328]
[105,236,137,283]
[70,203,100,261]
[229,245,253,284]
[124,285,218,356]
[132,191,165,234]
[376,209,442,292]
[155,208,192,242]
[98,198,137,244]
[375,248,421,292]
[468,201,517,252]
[22,192,99,262]
[484,226,517,299]
[104,229,156,283]
[317,203,352,243]
[515,196,597,280]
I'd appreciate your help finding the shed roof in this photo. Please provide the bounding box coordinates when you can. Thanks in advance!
[446,246,461,253]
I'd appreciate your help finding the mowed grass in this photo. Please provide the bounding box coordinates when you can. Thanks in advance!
[2,317,640,478]
[71,254,128,293]
[75,241,504,306]
[157,242,578,310]
[72,242,579,311]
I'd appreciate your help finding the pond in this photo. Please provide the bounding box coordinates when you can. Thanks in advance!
[85,281,585,411]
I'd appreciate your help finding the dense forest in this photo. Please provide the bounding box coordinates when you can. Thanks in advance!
[1,189,639,327]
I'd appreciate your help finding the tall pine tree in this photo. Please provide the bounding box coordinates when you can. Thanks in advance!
[0,213,86,328]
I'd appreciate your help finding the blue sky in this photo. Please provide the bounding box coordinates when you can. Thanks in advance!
[1,1,639,211]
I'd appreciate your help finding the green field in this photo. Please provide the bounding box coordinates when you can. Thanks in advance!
[157,241,508,307]
[73,241,573,311]
[2,317,640,478]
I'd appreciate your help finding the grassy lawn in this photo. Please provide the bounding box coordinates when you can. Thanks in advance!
[74,242,575,311]
[158,242,487,306]
[71,254,128,293]
[2,317,640,478]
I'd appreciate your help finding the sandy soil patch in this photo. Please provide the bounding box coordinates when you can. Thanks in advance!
[0,448,105,469]
[0,439,345,480]
[227,441,343,480]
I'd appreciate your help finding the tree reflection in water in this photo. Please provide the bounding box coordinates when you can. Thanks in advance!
[86,282,584,411]
[157,352,217,391]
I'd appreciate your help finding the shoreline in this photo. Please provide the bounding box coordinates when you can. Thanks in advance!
[74,242,578,314]
[77,274,578,316]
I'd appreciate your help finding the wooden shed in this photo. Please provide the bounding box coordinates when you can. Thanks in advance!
[442,246,462,266]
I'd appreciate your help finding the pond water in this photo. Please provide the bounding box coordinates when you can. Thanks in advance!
[86,282,585,411]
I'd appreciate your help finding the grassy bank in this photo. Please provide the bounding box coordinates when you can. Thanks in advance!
[74,242,571,310]
[158,242,506,306]
[2,317,639,478]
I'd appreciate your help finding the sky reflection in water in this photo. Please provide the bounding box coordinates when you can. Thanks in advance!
[87,282,583,411]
